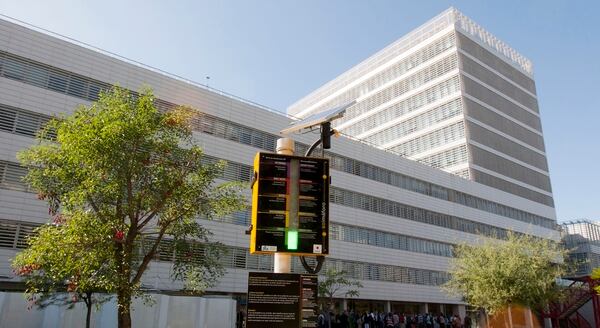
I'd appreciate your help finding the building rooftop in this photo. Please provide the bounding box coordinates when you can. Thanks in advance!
[0,13,284,118]
[562,219,600,243]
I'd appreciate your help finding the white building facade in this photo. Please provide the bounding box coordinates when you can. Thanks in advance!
[289,8,553,209]
[0,9,558,326]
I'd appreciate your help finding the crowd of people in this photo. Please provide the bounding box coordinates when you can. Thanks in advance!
[317,310,473,328]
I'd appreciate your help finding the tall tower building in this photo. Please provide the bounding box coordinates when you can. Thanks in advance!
[288,8,552,208]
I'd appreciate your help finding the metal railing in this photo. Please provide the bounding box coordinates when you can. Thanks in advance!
[0,14,288,119]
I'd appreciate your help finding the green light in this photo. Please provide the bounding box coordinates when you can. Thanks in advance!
[286,230,298,250]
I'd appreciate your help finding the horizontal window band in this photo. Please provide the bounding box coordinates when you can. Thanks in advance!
[0,49,556,225]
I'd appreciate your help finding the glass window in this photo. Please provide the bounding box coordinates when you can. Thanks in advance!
[67,76,88,98]
[14,111,41,137]
[0,106,17,133]
[26,64,49,88]
[87,83,102,101]
[48,72,68,93]
[2,57,26,81]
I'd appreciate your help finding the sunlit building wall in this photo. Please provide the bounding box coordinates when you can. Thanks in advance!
[0,8,558,320]
[289,8,553,209]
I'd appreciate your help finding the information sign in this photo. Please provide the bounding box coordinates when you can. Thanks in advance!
[246,272,318,328]
[250,152,329,255]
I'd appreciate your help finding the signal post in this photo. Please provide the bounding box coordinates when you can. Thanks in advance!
[245,102,354,328]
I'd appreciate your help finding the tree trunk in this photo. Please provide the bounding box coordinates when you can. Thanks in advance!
[117,291,132,328]
[85,292,92,328]
[116,234,134,328]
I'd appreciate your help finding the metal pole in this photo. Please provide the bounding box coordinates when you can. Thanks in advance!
[274,138,294,274]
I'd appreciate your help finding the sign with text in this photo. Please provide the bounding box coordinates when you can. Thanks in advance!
[250,152,329,255]
[246,272,318,328]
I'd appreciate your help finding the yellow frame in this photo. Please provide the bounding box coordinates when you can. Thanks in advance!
[250,152,329,256]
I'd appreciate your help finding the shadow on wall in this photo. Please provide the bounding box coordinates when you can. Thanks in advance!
[0,292,236,328]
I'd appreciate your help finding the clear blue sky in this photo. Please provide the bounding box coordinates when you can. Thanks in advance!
[1,0,598,222]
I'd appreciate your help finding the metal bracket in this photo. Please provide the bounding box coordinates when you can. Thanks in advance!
[250,171,257,189]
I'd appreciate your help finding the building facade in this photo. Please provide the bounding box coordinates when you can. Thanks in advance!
[562,220,600,277]
[550,220,600,327]
[288,8,553,209]
[0,9,558,326]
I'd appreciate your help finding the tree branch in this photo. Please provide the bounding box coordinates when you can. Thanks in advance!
[137,210,160,231]
[87,197,100,215]
[137,172,187,231]
[131,226,167,286]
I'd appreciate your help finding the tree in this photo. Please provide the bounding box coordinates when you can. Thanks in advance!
[16,87,245,328]
[318,267,363,311]
[443,231,566,316]
[12,211,115,328]
[592,268,600,294]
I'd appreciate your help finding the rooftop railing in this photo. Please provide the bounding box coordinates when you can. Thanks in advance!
[0,14,287,118]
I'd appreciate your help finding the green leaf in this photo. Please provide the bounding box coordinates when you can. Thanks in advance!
[443,231,567,314]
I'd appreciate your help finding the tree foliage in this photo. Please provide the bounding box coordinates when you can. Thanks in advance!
[444,232,566,314]
[592,267,600,294]
[318,267,362,310]
[12,212,115,328]
[14,87,245,328]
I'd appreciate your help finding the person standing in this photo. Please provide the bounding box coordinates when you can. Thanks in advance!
[463,316,472,328]
[364,311,374,328]
[385,312,395,328]
[332,312,339,328]
[392,312,400,328]
[318,310,331,328]
[451,314,461,328]
[340,310,350,328]
[349,310,356,328]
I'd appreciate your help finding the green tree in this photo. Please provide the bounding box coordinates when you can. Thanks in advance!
[443,231,566,315]
[16,87,245,328]
[592,268,600,294]
[13,211,115,328]
[318,267,362,311]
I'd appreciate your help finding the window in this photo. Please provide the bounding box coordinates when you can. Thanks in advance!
[0,105,17,133]
[48,72,68,93]
[67,76,88,98]
[0,49,555,229]
[14,111,42,137]
[26,64,49,88]
[2,57,26,81]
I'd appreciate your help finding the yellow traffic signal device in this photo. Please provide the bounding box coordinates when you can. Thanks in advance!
[250,152,329,256]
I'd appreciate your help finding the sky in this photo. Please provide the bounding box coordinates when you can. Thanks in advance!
[0,0,598,222]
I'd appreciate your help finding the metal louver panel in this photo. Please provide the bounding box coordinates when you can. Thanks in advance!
[0,220,41,249]
[0,221,18,248]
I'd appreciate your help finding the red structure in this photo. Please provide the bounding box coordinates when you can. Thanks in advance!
[541,276,600,328]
